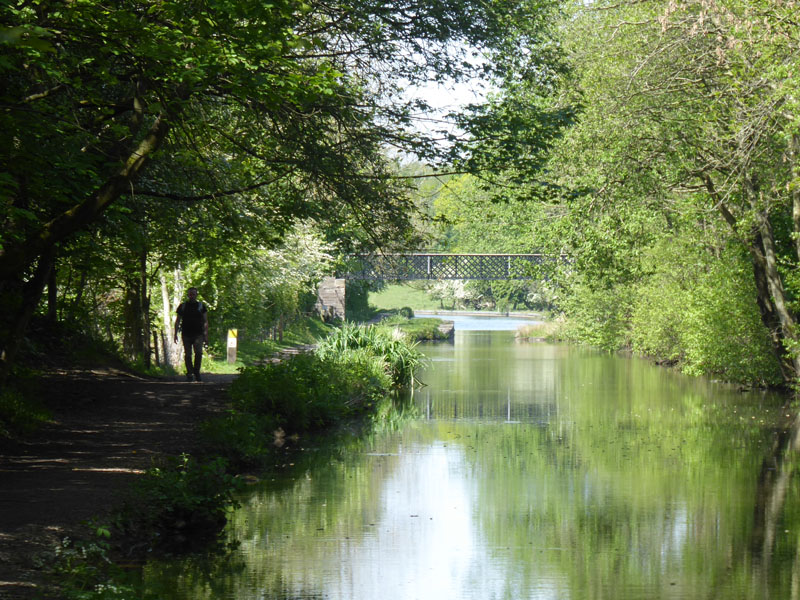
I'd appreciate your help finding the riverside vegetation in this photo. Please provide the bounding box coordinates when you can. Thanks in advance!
[43,321,425,600]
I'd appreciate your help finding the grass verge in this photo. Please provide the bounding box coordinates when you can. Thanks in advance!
[368,283,442,312]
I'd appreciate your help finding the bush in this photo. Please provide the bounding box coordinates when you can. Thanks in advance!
[315,323,424,387]
[398,306,414,318]
[52,533,143,600]
[630,243,782,385]
[114,455,243,553]
[344,279,374,322]
[229,349,393,434]
[199,411,279,468]
[0,385,50,440]
[558,281,634,351]
[379,316,449,341]
[230,354,344,430]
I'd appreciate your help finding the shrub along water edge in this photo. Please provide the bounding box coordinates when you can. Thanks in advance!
[50,323,425,597]
[203,324,425,469]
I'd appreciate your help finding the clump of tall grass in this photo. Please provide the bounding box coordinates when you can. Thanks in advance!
[315,323,425,387]
[379,315,450,341]
[515,322,557,341]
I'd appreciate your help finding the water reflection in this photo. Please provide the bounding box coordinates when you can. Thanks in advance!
[415,314,541,331]
[145,329,799,600]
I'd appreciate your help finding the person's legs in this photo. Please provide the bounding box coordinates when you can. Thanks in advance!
[182,336,195,380]
[190,335,204,381]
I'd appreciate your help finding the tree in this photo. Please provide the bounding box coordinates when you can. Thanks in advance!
[0,0,556,377]
[540,0,798,383]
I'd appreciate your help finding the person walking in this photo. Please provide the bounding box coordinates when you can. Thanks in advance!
[174,287,209,382]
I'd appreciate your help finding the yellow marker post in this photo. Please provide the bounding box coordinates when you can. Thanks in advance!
[227,329,238,364]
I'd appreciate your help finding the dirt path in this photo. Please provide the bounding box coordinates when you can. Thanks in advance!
[0,369,235,600]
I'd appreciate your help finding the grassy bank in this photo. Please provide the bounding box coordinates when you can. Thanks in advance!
[369,283,442,312]
[203,317,335,374]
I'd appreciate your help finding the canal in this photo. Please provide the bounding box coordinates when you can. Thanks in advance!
[145,317,800,599]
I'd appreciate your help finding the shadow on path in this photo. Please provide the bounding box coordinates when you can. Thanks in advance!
[0,370,235,599]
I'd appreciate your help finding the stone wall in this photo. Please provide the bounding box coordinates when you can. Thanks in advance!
[315,277,346,321]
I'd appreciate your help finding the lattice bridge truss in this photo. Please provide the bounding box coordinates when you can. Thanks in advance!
[344,254,567,281]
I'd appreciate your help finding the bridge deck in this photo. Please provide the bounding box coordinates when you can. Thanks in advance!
[344,253,565,281]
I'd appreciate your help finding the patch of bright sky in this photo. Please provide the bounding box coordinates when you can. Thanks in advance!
[400,47,496,147]
[405,78,488,134]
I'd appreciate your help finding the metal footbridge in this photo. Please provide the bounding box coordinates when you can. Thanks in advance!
[344,253,567,281]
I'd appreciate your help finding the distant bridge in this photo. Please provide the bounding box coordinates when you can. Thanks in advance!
[343,253,567,281]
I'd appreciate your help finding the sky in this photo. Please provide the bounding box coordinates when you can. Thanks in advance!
[401,77,492,149]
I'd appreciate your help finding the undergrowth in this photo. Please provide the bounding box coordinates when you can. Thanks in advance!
[112,455,244,555]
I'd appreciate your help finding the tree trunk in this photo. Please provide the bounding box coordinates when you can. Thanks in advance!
[0,250,55,382]
[755,210,800,379]
[46,259,57,324]
[749,234,795,381]
[140,248,151,370]
[0,114,170,282]
[705,173,797,383]
[152,329,161,366]
[790,133,800,262]
[0,113,170,377]
[69,269,89,322]
[161,271,183,368]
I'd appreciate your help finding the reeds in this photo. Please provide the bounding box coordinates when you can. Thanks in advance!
[315,323,425,387]
[515,322,556,341]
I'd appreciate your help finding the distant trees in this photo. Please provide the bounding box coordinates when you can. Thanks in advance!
[427,174,562,311]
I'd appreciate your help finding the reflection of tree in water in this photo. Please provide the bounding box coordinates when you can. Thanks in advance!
[751,414,800,577]
[698,412,800,600]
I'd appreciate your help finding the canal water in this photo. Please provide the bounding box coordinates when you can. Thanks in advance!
[145,318,800,599]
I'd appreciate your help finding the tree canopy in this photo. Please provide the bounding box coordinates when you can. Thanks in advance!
[450,0,800,385]
[0,0,560,375]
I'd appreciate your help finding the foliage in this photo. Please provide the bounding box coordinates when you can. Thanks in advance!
[434,0,800,386]
[1,0,558,379]
[198,223,335,343]
[427,279,475,310]
[114,455,243,554]
[428,174,564,310]
[199,411,279,469]
[204,316,335,373]
[229,350,393,434]
[202,322,423,466]
[555,280,634,352]
[315,323,425,387]
[398,306,415,319]
[0,385,49,440]
[377,316,451,341]
[544,0,800,384]
[344,279,375,323]
[51,533,150,600]
[630,241,782,385]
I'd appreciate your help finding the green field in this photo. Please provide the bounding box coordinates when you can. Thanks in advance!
[368,284,441,311]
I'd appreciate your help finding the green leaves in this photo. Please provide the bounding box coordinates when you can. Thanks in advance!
[0,25,54,52]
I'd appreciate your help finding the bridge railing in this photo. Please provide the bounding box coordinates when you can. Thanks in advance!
[343,253,568,281]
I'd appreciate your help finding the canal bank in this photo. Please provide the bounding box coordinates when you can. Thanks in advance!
[143,319,800,600]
